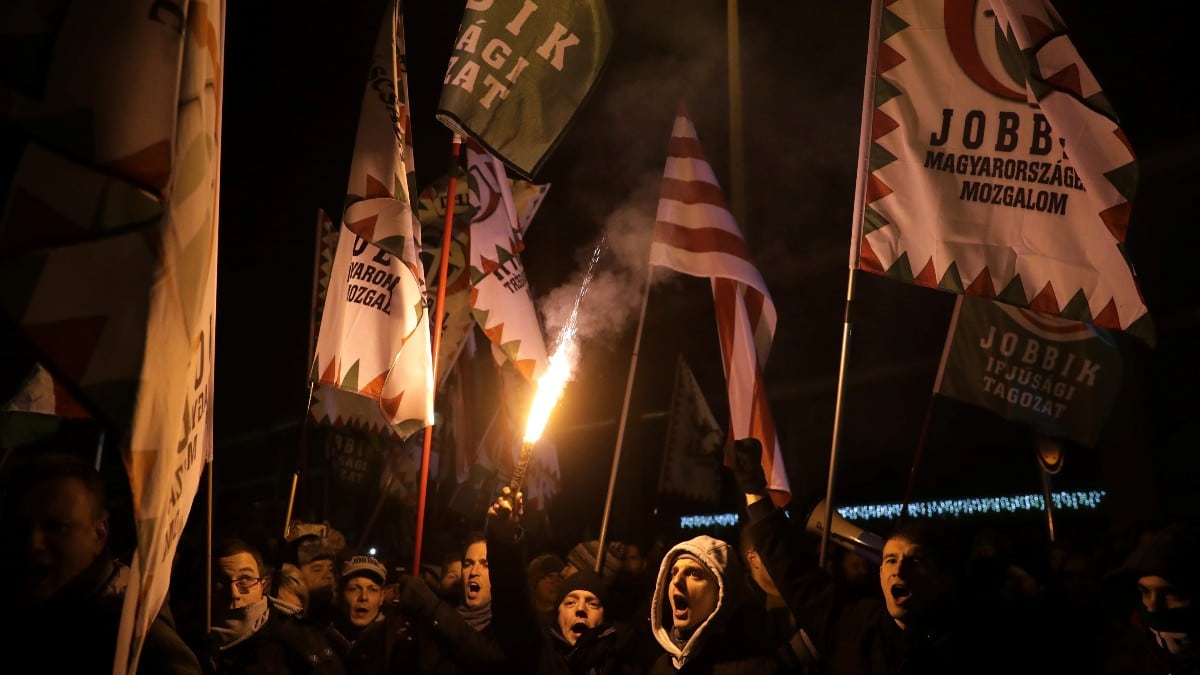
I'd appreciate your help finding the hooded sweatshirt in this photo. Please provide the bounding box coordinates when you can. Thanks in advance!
[649,535,743,670]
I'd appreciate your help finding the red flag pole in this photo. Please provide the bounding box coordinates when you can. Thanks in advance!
[412,134,462,576]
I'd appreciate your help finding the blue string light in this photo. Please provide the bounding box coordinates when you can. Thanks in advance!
[677,490,1106,530]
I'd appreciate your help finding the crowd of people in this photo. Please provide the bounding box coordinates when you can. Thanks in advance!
[0,441,1196,674]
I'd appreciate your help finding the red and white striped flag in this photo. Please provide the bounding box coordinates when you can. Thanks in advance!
[649,106,791,508]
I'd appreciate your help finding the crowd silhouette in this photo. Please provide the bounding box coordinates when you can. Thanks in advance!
[0,440,1196,674]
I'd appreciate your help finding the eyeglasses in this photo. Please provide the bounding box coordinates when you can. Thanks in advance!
[214,576,264,594]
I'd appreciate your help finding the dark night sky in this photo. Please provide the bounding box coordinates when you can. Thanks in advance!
[212,1,1199,546]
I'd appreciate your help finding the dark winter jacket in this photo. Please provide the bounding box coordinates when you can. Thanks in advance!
[204,598,344,675]
[3,551,202,674]
[746,500,1022,675]
[324,610,417,674]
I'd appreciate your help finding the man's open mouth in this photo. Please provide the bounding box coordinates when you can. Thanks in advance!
[467,581,481,594]
[570,621,589,635]
[671,593,690,619]
[890,583,911,602]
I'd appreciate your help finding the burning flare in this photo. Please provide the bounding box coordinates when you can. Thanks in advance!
[523,336,578,443]
[509,234,603,493]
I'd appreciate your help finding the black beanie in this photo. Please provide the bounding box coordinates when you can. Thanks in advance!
[558,568,607,608]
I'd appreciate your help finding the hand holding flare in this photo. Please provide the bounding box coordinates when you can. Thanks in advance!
[487,486,523,543]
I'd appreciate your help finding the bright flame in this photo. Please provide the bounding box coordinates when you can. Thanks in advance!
[521,234,603,444]
[523,337,577,442]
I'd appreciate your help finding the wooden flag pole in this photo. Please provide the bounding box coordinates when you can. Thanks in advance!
[821,0,883,569]
[594,254,653,576]
[410,134,463,576]
[727,0,746,228]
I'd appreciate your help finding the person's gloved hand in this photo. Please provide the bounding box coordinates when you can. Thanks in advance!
[486,486,524,543]
[393,574,441,618]
[728,437,767,495]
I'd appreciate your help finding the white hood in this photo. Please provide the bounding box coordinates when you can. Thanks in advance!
[649,534,742,669]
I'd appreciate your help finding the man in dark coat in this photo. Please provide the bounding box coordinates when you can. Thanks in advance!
[729,437,1032,675]
[0,451,202,674]
[543,567,642,675]
[389,531,508,674]
[204,537,344,674]
[325,555,415,674]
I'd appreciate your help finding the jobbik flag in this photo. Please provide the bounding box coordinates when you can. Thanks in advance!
[649,106,791,508]
[118,2,224,672]
[437,0,613,179]
[315,226,431,438]
[466,141,549,381]
[310,209,340,365]
[418,164,551,384]
[852,0,1153,345]
[658,355,723,505]
[313,0,433,437]
[0,1,222,672]
[0,3,191,434]
[308,212,406,438]
[934,295,1121,447]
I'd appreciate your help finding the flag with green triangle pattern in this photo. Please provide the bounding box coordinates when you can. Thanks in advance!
[312,0,433,438]
[852,0,1153,345]
[466,141,549,382]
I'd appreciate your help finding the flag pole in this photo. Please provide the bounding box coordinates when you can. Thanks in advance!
[307,209,326,369]
[898,394,935,526]
[726,0,746,228]
[286,207,329,539]
[821,0,882,568]
[204,459,213,633]
[1039,463,1057,544]
[900,295,960,525]
[594,257,653,575]
[1034,433,1062,544]
[410,134,463,576]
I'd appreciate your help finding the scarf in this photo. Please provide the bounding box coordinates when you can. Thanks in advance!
[457,602,492,631]
[211,598,271,650]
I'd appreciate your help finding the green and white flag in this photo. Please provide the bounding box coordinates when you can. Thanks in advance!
[417,166,550,385]
[466,141,549,381]
[313,0,433,437]
[852,0,1152,344]
[934,295,1122,447]
[437,0,613,179]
